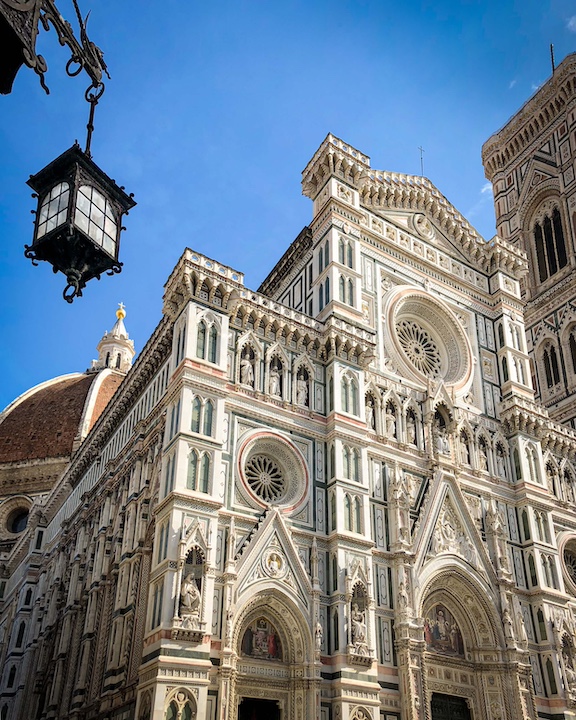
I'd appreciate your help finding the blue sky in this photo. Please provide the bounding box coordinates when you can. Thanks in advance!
[1,0,575,410]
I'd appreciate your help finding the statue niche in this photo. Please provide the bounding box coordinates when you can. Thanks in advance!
[178,547,204,631]
[241,617,283,660]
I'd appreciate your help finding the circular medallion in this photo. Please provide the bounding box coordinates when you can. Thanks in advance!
[263,549,287,578]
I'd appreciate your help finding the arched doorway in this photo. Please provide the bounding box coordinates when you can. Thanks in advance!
[224,591,315,720]
[418,567,529,720]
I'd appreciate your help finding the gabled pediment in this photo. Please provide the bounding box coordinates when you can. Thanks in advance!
[373,209,475,266]
[235,509,312,610]
[413,472,497,584]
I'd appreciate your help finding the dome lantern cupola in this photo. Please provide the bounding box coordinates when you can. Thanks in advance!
[92,303,135,373]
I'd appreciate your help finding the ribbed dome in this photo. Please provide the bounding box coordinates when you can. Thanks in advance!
[0,371,123,464]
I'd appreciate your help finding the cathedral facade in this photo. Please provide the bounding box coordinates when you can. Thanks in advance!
[2,54,576,720]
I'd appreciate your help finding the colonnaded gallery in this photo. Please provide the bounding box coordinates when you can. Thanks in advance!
[3,54,576,720]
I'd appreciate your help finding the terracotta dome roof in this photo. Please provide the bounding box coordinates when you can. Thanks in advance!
[0,371,124,464]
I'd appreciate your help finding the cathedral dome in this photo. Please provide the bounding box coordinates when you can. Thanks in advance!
[0,371,123,465]
[0,307,134,546]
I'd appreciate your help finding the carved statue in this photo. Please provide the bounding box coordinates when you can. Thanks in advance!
[268,363,281,396]
[180,574,200,614]
[351,603,367,653]
[406,413,417,445]
[297,376,308,406]
[365,402,374,430]
[240,356,254,386]
[385,406,396,438]
[315,621,323,652]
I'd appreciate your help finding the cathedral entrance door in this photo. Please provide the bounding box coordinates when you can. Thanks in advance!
[238,697,281,720]
[430,693,471,720]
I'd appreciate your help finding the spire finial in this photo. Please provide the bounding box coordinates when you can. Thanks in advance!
[116,301,126,320]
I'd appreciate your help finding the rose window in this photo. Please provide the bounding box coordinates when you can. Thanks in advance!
[563,539,576,595]
[396,319,441,377]
[237,431,309,512]
[244,455,286,502]
[381,286,473,395]
[566,548,576,585]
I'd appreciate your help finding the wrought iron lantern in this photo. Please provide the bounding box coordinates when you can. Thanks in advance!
[25,142,136,302]
[0,0,106,95]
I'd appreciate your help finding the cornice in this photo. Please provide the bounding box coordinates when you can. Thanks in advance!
[482,53,576,179]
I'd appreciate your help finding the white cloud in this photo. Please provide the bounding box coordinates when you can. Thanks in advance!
[481,182,493,195]
[509,79,517,90]
[531,83,541,92]
[567,15,576,32]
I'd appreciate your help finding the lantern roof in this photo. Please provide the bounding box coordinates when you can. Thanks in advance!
[27,143,136,213]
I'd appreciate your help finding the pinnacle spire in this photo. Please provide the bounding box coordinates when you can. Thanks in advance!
[92,303,135,373]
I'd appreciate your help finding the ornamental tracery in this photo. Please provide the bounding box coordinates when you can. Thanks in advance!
[382,286,473,395]
[237,431,309,512]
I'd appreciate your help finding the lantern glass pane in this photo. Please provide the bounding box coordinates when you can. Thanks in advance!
[37,182,70,239]
[74,185,118,256]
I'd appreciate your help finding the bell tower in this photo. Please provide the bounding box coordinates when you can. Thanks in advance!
[482,53,576,426]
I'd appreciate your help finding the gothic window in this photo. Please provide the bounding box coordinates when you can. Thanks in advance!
[569,327,576,376]
[537,608,547,640]
[115,353,121,369]
[24,589,32,606]
[15,621,25,648]
[168,399,180,439]
[546,657,558,695]
[196,319,219,363]
[331,554,338,592]
[528,554,537,586]
[163,454,176,496]
[318,246,324,274]
[502,356,509,382]
[181,704,194,720]
[151,580,164,629]
[498,323,505,348]
[191,397,214,436]
[534,206,568,283]
[344,494,352,531]
[339,238,354,268]
[526,445,540,483]
[187,449,210,493]
[543,343,561,388]
[514,448,522,481]
[7,666,15,688]
[324,240,330,267]
[199,282,210,301]
[332,607,339,653]
[339,274,345,302]
[343,446,360,481]
[330,492,336,531]
[522,510,530,541]
[341,374,359,415]
[325,276,330,304]
[157,521,169,563]
[319,283,324,310]
[344,494,361,532]
[166,701,178,720]
[348,278,355,305]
